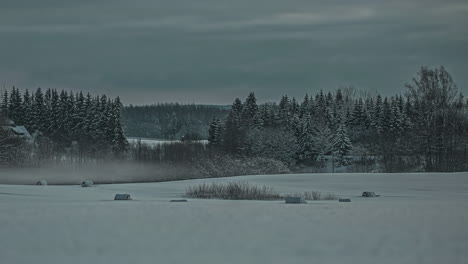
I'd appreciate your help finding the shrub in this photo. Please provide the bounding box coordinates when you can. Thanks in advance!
[185,182,281,200]
[185,182,338,201]
[291,191,338,201]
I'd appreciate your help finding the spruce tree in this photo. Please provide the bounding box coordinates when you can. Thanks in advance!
[372,95,383,133]
[332,125,353,166]
[208,118,221,146]
[110,97,127,156]
[0,90,8,117]
[300,94,310,118]
[242,92,259,128]
[22,89,33,129]
[298,113,316,164]
[33,88,46,132]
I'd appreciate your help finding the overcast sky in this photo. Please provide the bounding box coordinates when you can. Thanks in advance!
[0,0,467,105]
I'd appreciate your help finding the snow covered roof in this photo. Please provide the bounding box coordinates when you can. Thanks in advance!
[1,125,31,138]
[11,126,31,137]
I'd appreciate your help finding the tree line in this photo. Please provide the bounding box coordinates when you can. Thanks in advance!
[208,66,468,172]
[0,87,127,162]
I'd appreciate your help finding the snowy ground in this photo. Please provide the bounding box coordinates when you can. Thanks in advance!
[1,172,468,264]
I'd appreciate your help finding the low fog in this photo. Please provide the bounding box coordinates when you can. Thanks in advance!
[0,162,194,185]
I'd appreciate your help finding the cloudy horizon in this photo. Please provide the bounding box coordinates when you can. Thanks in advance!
[0,0,467,105]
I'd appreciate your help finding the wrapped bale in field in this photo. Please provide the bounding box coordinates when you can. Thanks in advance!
[36,180,47,186]
[362,191,380,197]
[81,180,94,187]
[339,198,351,202]
[285,196,306,204]
[114,194,132,200]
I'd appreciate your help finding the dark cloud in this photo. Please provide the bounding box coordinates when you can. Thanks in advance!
[0,0,467,104]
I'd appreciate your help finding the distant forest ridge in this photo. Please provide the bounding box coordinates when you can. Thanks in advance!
[122,103,230,140]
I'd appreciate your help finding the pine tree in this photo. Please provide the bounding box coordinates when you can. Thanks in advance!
[208,118,221,146]
[231,98,243,124]
[381,97,392,133]
[389,97,402,133]
[221,98,245,152]
[85,94,99,153]
[297,113,316,163]
[72,92,86,140]
[48,89,60,136]
[259,104,273,127]
[66,92,76,141]
[242,92,259,126]
[278,95,290,127]
[332,125,352,166]
[7,87,23,124]
[0,90,8,117]
[350,98,364,128]
[32,88,46,132]
[372,95,383,133]
[300,94,310,118]
[22,89,33,129]
[314,123,332,167]
[110,97,128,156]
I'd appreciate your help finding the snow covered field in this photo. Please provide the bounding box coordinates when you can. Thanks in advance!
[1,172,468,264]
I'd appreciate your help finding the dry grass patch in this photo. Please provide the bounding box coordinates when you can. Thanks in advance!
[186,182,338,201]
[186,182,281,200]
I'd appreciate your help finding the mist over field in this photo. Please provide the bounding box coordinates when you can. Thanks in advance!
[0,162,194,185]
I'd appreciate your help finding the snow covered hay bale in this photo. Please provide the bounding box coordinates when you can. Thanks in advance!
[36,180,47,186]
[114,194,132,200]
[285,196,306,204]
[81,180,94,187]
[362,191,377,197]
[339,198,351,202]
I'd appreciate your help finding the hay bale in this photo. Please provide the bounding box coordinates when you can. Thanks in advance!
[81,180,94,187]
[170,199,188,202]
[285,196,306,204]
[339,198,351,202]
[36,180,47,186]
[362,191,376,197]
[114,194,132,200]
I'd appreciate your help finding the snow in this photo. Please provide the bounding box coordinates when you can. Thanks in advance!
[1,172,468,264]
[127,137,208,146]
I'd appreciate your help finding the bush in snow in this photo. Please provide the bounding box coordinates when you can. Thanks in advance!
[36,180,47,186]
[81,180,94,187]
[290,191,338,201]
[185,182,281,200]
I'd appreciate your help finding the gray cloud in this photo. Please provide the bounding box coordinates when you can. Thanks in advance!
[0,0,467,104]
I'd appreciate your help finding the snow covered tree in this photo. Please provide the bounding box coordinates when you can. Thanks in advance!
[8,87,23,125]
[313,124,332,168]
[208,118,222,146]
[297,113,316,164]
[32,88,47,133]
[0,90,8,117]
[332,125,352,166]
[242,92,259,128]
[109,97,128,156]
